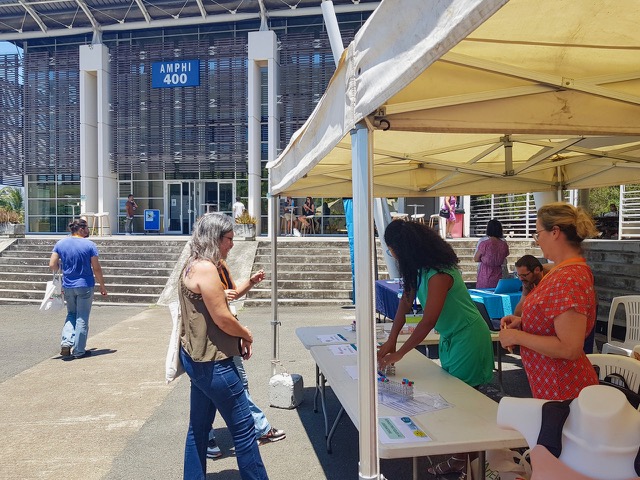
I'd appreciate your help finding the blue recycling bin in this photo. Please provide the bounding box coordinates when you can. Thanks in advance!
[144,209,161,232]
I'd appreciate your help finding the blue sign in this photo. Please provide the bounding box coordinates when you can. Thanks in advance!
[144,209,161,231]
[152,60,200,88]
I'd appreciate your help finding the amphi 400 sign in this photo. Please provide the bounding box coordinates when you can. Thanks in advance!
[152,60,200,88]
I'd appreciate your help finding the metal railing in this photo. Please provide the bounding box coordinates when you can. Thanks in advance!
[621,184,640,238]
[469,193,537,238]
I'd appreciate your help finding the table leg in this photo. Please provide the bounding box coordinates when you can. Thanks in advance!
[326,406,344,454]
[412,457,418,480]
[314,364,320,413]
[477,451,486,480]
[314,364,329,437]
[497,344,503,389]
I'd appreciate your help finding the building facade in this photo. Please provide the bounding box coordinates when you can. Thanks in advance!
[0,8,373,234]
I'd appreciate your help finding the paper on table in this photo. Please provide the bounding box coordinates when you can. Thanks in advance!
[328,344,357,356]
[316,333,348,343]
[379,391,452,416]
[378,416,432,444]
[344,365,358,380]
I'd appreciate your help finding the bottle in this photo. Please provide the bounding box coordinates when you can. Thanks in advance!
[397,278,404,299]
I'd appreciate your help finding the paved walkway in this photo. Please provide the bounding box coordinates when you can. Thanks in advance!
[0,304,530,480]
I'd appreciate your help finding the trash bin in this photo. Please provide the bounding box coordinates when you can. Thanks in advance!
[453,208,465,238]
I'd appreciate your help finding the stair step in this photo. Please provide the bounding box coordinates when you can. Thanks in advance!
[0,238,187,306]
[244,298,354,307]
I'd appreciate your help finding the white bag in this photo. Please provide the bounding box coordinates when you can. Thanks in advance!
[39,273,65,313]
[165,301,185,383]
[471,448,532,480]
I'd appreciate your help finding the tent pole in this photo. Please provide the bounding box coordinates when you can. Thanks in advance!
[321,0,344,67]
[270,194,280,376]
[352,121,382,480]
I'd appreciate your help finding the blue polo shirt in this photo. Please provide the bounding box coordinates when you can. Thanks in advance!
[52,237,99,289]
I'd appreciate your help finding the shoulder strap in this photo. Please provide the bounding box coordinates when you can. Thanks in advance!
[537,399,573,458]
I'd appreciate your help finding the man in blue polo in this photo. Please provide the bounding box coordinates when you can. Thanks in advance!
[49,218,108,359]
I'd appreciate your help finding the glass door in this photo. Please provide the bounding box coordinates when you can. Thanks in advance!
[218,182,234,216]
[167,182,197,234]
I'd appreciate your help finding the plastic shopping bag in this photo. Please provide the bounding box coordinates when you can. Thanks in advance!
[471,449,531,480]
[39,273,65,313]
[165,301,185,383]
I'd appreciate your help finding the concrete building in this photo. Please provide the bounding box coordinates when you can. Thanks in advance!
[0,0,379,235]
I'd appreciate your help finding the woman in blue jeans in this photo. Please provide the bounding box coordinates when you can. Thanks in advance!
[178,213,268,480]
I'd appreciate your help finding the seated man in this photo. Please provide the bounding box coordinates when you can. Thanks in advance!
[513,255,545,316]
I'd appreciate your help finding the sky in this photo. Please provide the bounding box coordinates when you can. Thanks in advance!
[0,41,22,55]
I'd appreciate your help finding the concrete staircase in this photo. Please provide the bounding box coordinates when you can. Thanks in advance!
[244,239,363,307]
[453,239,542,285]
[0,237,188,306]
[243,238,541,306]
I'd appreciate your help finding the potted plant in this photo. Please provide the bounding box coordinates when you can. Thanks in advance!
[0,187,25,236]
[0,207,25,237]
[233,211,257,240]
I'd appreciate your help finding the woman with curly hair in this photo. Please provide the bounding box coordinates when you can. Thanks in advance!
[500,202,600,401]
[378,219,494,475]
[377,219,494,386]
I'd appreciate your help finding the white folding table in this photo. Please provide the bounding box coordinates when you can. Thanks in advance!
[308,345,525,480]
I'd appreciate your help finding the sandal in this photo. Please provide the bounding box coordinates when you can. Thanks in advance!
[427,456,466,476]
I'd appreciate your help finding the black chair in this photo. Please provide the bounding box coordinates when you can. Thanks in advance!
[474,300,500,331]
[473,300,504,388]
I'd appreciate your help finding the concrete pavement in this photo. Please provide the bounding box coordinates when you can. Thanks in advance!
[0,304,530,480]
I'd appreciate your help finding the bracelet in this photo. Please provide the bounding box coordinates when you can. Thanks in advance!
[249,278,257,285]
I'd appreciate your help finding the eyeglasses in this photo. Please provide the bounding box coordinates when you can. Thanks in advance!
[517,271,532,279]
[532,229,546,242]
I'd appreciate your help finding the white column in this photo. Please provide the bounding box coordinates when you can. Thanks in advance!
[248,31,279,237]
[80,44,116,232]
[462,195,471,237]
[533,192,557,210]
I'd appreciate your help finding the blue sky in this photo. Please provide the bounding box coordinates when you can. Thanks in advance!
[0,41,22,55]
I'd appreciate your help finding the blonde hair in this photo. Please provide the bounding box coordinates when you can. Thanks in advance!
[537,202,599,249]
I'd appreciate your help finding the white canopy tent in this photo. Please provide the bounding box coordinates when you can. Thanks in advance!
[268,0,640,478]
[270,0,640,198]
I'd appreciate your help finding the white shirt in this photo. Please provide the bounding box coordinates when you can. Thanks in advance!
[232,201,245,219]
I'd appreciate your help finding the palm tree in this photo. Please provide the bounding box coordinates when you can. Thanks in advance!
[0,187,24,222]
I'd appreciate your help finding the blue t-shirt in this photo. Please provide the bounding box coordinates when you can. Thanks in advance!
[52,237,99,289]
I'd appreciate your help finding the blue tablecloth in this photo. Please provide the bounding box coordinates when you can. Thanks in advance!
[376,281,521,324]
[468,289,522,319]
[375,280,402,319]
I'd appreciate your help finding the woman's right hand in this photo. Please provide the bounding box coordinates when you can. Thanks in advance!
[500,314,522,330]
[376,339,396,362]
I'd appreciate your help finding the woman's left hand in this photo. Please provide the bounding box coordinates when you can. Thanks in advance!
[240,339,253,360]
[225,289,239,300]
[250,270,265,285]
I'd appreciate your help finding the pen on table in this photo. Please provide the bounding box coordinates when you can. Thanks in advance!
[337,333,347,341]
